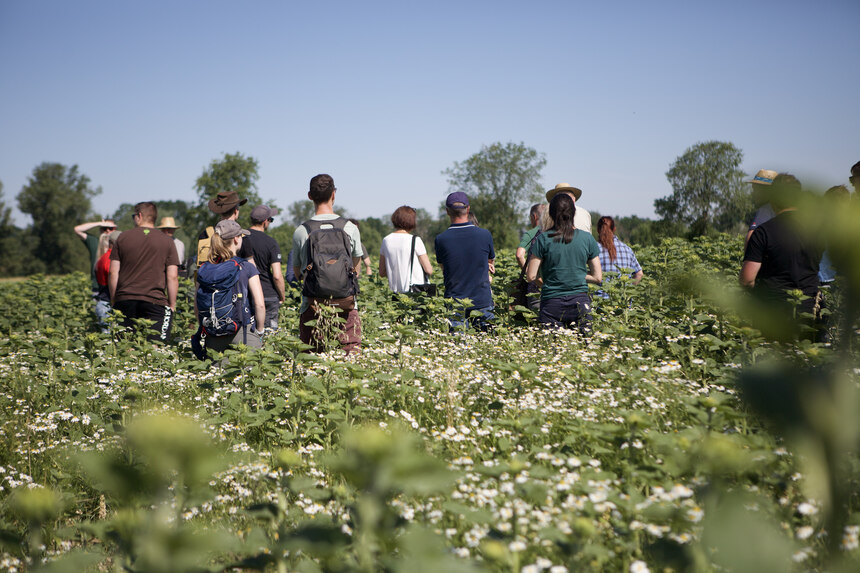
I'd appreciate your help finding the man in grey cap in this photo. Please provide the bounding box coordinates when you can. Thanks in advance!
[238,205,285,329]
[545,183,591,232]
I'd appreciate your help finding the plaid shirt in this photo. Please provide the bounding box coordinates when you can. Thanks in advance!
[599,237,641,277]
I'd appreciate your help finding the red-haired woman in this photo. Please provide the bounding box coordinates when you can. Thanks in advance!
[596,216,643,284]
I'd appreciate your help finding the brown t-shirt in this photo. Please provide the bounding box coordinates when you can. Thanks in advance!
[111,226,179,305]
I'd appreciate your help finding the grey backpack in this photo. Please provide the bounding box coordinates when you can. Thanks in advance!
[301,217,359,299]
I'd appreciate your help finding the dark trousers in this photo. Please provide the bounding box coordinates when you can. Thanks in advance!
[113,299,174,343]
[539,293,593,334]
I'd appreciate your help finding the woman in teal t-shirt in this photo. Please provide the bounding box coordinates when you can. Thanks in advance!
[526,193,602,333]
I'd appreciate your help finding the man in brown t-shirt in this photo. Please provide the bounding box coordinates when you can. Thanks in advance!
[109,202,179,342]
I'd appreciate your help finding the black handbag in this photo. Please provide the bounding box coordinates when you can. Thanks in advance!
[511,230,541,308]
[408,235,437,295]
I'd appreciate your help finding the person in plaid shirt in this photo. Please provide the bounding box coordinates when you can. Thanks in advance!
[596,216,643,285]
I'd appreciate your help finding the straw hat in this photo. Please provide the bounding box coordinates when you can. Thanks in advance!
[157,217,180,229]
[546,183,583,202]
[746,169,777,186]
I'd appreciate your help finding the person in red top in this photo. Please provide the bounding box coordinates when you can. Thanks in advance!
[94,230,120,330]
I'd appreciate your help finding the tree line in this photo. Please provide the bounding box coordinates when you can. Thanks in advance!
[0,141,754,279]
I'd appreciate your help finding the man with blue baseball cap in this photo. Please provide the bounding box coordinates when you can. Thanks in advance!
[434,192,496,331]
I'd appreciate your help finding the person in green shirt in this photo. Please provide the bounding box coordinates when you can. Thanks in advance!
[526,194,602,333]
[515,203,545,312]
[516,203,545,268]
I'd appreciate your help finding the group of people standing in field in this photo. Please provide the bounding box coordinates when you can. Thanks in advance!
[739,161,860,342]
[75,160,859,357]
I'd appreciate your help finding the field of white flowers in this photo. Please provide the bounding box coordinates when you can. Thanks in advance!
[0,234,858,573]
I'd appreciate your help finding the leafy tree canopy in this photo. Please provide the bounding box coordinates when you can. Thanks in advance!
[17,162,101,274]
[443,142,546,249]
[655,141,751,236]
[186,152,264,234]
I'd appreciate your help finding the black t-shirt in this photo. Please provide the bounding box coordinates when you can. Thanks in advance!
[238,229,282,300]
[743,211,821,302]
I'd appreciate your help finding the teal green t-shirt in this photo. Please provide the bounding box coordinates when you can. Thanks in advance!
[532,229,600,299]
[518,226,541,250]
[84,233,100,290]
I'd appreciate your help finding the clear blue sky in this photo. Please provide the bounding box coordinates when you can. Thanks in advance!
[2,0,858,226]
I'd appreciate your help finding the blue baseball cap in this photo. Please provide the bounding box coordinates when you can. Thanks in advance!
[445,192,470,208]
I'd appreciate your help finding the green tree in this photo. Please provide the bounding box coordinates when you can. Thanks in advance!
[0,179,19,277]
[352,216,390,260]
[284,199,351,228]
[442,142,546,249]
[655,141,750,236]
[284,199,317,227]
[185,152,264,234]
[17,163,101,274]
[268,221,296,268]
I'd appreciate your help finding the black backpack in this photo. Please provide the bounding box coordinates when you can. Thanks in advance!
[301,217,359,299]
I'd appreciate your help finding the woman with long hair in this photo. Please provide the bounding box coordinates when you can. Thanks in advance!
[596,216,643,284]
[526,193,602,332]
[379,206,433,293]
[193,220,266,356]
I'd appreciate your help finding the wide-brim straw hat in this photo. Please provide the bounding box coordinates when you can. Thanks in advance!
[157,216,180,229]
[546,183,583,202]
[746,169,777,186]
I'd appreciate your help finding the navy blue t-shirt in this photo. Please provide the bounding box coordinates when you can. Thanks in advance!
[435,223,495,309]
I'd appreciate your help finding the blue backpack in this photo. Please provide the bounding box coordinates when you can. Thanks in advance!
[196,257,251,337]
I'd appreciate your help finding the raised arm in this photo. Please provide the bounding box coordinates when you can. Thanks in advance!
[74,221,106,240]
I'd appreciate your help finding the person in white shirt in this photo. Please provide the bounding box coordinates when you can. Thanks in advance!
[379,205,433,293]
[543,183,591,232]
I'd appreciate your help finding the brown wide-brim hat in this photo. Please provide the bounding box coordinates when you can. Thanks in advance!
[208,191,248,214]
[157,216,180,229]
[546,183,583,202]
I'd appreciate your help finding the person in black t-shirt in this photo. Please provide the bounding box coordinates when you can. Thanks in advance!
[238,205,285,329]
[740,173,824,341]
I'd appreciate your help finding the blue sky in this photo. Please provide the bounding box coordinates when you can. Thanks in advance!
[1,0,858,226]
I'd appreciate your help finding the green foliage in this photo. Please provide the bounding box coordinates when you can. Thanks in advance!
[16,162,101,274]
[0,229,858,572]
[0,179,20,277]
[443,142,546,249]
[185,152,265,234]
[655,141,751,236]
[285,199,317,227]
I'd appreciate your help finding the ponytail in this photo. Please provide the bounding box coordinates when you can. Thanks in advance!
[208,232,235,263]
[597,216,617,262]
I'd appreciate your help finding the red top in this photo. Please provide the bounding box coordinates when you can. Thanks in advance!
[95,248,112,286]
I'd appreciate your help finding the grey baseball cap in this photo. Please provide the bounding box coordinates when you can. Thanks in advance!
[250,204,279,223]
